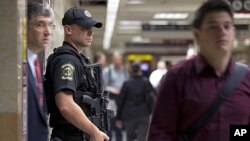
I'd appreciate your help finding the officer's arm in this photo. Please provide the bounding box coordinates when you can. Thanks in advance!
[55,90,109,141]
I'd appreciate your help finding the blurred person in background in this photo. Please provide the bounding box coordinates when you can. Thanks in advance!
[148,1,250,141]
[94,51,107,67]
[165,60,173,71]
[156,60,174,93]
[27,2,53,141]
[116,62,155,141]
[103,51,129,141]
[149,60,167,89]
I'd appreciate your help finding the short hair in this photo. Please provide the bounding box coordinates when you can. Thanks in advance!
[192,0,234,29]
[131,62,141,73]
[94,52,105,63]
[27,2,52,23]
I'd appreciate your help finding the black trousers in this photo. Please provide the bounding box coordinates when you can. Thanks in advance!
[50,129,88,141]
[108,93,123,141]
[123,116,150,141]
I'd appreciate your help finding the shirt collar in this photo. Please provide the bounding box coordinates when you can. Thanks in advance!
[194,53,234,77]
[194,54,207,74]
[63,41,78,52]
[27,48,38,65]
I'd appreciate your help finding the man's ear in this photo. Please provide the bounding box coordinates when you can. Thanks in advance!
[192,28,201,47]
[64,25,72,35]
[192,28,199,40]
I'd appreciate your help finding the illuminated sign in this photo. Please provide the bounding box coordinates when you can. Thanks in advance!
[128,54,153,61]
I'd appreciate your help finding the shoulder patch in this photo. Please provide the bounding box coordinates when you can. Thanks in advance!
[61,64,74,81]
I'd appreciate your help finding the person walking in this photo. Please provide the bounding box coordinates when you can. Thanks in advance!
[116,62,155,141]
[148,1,250,141]
[103,52,129,141]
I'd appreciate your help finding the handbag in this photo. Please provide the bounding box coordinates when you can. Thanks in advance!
[179,63,248,141]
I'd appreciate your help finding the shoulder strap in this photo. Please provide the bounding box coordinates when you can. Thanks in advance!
[52,46,85,64]
[44,45,84,99]
[179,63,248,141]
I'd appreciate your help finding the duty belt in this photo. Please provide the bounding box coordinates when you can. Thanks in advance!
[51,128,89,141]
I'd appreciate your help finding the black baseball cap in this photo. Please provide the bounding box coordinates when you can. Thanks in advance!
[62,7,102,28]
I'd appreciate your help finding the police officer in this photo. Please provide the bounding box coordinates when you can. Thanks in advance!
[44,7,109,141]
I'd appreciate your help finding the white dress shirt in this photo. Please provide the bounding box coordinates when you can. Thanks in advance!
[27,48,38,81]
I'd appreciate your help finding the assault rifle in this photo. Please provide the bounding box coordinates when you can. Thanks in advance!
[78,63,114,134]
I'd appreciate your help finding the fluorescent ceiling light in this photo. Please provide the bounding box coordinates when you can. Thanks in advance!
[147,20,189,25]
[233,40,238,48]
[131,36,150,43]
[127,0,144,4]
[119,20,142,26]
[154,13,189,19]
[119,25,141,30]
[244,38,250,46]
[148,21,169,25]
[118,21,141,32]
[234,13,250,19]
[103,0,120,50]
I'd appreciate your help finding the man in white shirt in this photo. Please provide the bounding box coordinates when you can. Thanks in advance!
[149,60,167,88]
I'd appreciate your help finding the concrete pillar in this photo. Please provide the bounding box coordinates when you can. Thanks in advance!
[0,0,26,140]
[45,0,79,59]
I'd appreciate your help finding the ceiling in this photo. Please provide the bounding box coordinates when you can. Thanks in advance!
[82,0,250,59]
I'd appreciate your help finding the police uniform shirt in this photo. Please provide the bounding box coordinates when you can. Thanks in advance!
[46,42,94,131]
[48,42,85,96]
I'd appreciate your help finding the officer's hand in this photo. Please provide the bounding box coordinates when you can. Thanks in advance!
[101,131,109,141]
[89,130,109,141]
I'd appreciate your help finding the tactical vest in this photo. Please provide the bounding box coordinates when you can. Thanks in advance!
[44,44,98,133]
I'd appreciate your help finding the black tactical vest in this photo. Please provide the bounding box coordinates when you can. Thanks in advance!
[44,43,97,133]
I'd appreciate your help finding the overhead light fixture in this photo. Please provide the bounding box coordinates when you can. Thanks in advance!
[103,0,120,50]
[234,13,250,19]
[233,39,238,48]
[148,21,169,25]
[118,20,141,31]
[154,13,189,19]
[127,0,144,4]
[119,26,141,30]
[131,36,150,43]
[244,38,250,46]
[119,20,142,26]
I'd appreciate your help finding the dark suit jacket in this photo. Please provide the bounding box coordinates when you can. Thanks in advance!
[27,63,48,141]
[117,76,155,121]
